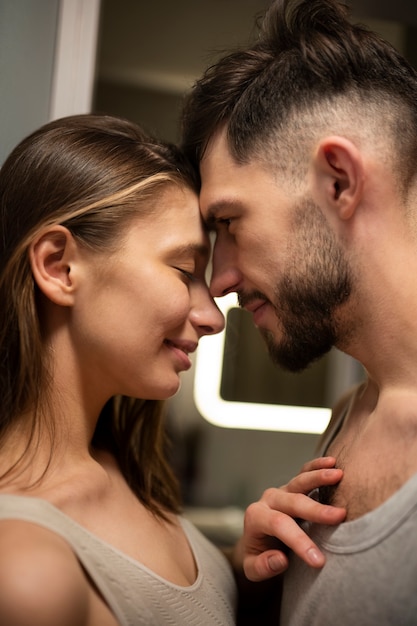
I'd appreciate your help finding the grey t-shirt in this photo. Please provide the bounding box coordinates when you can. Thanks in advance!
[281,402,417,626]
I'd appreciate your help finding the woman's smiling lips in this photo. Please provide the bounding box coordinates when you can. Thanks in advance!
[164,338,197,370]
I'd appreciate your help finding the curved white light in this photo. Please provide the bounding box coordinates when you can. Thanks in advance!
[193,293,331,435]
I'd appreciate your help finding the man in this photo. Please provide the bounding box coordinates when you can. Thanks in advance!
[181,0,417,623]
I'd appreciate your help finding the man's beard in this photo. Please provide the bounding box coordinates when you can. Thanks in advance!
[249,198,352,373]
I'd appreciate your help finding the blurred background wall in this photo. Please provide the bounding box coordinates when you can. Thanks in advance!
[0,0,59,163]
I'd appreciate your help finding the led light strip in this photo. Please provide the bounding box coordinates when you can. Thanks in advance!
[193,293,331,434]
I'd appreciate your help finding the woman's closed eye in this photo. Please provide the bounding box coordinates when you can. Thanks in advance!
[174,266,195,282]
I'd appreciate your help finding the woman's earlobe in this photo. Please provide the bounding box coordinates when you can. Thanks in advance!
[29,226,77,306]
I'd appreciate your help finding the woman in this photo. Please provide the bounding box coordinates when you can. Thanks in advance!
[0,113,233,625]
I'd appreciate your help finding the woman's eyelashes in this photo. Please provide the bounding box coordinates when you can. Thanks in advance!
[174,266,195,282]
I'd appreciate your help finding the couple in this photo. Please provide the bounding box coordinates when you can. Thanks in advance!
[1,0,417,624]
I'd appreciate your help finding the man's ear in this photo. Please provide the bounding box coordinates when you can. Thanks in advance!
[29,225,79,306]
[312,136,365,221]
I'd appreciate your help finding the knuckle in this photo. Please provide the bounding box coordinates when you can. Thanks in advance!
[262,487,274,500]
[243,502,260,527]
[269,512,288,535]
[293,492,307,506]
[262,487,282,502]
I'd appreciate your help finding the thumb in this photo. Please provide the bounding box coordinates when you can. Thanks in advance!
[244,550,289,582]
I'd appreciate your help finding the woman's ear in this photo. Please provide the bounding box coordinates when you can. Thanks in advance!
[312,136,365,221]
[29,226,79,306]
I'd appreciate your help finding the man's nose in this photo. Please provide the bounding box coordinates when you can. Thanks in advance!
[209,244,242,298]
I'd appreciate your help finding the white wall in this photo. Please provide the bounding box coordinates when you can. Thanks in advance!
[0,0,100,165]
[0,0,59,164]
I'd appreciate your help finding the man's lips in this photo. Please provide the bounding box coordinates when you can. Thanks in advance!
[242,299,268,315]
[242,298,270,326]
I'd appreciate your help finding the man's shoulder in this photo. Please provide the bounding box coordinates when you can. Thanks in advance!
[316,384,362,451]
[0,519,89,626]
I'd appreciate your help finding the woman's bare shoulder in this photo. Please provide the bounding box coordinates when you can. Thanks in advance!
[0,519,89,626]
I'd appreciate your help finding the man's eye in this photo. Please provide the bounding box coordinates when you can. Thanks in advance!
[217,217,232,227]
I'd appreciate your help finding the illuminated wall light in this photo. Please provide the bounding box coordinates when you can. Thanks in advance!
[193,293,331,435]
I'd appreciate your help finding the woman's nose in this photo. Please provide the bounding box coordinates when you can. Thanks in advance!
[190,287,225,337]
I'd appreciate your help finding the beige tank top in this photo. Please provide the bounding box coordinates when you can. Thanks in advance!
[0,494,237,625]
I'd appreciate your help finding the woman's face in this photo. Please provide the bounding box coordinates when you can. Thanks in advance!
[71,185,224,402]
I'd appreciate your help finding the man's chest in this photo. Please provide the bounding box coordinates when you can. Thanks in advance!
[321,434,417,520]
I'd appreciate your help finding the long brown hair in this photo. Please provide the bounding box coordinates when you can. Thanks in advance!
[0,113,199,517]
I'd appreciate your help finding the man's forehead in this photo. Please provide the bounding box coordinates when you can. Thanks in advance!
[200,133,243,209]
[201,128,232,169]
[199,137,233,221]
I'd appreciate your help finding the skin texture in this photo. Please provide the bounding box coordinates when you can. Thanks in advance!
[197,131,350,580]
[27,185,226,466]
[32,185,223,408]
[198,130,352,580]
[198,122,417,582]
[180,2,417,621]
[200,133,352,372]
[0,184,226,626]
[239,457,346,581]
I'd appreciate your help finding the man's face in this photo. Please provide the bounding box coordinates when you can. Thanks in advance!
[199,131,353,372]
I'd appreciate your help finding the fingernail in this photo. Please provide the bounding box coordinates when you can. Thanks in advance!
[324,469,339,477]
[268,555,285,572]
[307,547,325,567]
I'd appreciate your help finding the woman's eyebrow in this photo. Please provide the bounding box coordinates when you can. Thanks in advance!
[170,243,209,260]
